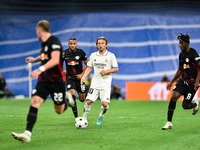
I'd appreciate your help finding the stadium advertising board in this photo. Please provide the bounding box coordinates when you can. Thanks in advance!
[126,82,200,101]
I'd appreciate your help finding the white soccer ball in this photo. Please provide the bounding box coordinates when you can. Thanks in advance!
[75,117,88,129]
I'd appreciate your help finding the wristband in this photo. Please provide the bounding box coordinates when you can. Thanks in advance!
[39,66,46,72]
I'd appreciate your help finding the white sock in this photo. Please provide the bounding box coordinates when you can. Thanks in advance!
[99,105,109,117]
[83,103,91,118]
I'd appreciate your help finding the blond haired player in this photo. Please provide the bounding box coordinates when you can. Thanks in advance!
[11,20,74,142]
[81,37,119,125]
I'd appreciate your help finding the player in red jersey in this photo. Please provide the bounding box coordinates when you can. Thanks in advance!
[62,38,88,118]
[12,20,74,142]
[162,33,200,130]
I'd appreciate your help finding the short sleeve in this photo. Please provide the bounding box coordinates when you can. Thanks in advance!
[111,54,118,68]
[87,54,93,67]
[193,50,200,64]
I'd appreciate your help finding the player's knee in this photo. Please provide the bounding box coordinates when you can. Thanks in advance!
[182,103,190,109]
[55,109,63,114]
[170,96,178,102]
[31,96,43,108]
[102,102,108,107]
[86,100,93,105]
[80,99,85,102]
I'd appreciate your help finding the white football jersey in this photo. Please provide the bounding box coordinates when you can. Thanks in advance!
[87,50,118,89]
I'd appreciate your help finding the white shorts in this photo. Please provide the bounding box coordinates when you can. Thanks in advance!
[86,87,111,103]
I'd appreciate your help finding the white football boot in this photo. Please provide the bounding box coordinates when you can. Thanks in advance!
[65,92,75,107]
[11,130,31,142]
[192,101,199,115]
[162,122,173,130]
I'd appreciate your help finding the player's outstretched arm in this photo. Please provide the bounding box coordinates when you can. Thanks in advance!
[30,51,60,79]
[166,65,182,90]
[26,56,41,63]
[81,66,92,85]
[194,62,200,91]
[77,59,89,79]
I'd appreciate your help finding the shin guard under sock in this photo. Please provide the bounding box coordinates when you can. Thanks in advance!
[167,101,176,122]
[26,106,38,132]
[72,95,78,118]
[83,103,91,118]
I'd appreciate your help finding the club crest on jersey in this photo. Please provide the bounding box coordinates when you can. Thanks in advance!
[40,53,49,61]
[44,46,48,52]
[183,63,190,69]
[67,84,71,89]
[68,61,79,66]
[75,56,80,60]
[32,89,37,94]
[185,58,189,63]
[105,58,108,62]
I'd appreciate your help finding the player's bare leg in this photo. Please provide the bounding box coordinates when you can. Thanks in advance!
[68,89,78,118]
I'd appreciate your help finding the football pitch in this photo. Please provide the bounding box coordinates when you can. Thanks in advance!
[1,98,200,150]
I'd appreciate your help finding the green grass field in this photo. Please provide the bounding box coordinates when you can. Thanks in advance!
[1,98,200,150]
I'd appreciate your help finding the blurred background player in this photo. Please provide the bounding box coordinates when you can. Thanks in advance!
[160,74,170,82]
[162,33,200,130]
[12,20,74,142]
[81,36,119,125]
[62,38,88,118]
[111,84,122,100]
[0,72,13,98]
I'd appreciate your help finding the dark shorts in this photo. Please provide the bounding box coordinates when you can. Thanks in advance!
[173,79,197,103]
[66,78,85,93]
[32,81,66,105]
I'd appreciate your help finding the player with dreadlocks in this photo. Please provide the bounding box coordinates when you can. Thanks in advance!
[162,33,200,130]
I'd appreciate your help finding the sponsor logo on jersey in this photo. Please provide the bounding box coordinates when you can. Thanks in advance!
[183,63,190,69]
[68,61,79,66]
[94,63,106,69]
[44,46,48,52]
[195,57,200,61]
[52,44,61,50]
[40,53,49,61]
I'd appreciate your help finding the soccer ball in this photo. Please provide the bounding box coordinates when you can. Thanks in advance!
[75,117,88,129]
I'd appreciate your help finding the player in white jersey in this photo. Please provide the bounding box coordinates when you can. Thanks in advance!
[81,37,119,125]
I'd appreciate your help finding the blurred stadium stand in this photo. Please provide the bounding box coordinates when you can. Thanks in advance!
[1,0,200,12]
[1,0,200,98]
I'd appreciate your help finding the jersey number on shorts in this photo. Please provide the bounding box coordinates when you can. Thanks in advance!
[54,93,63,102]
[186,93,192,100]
